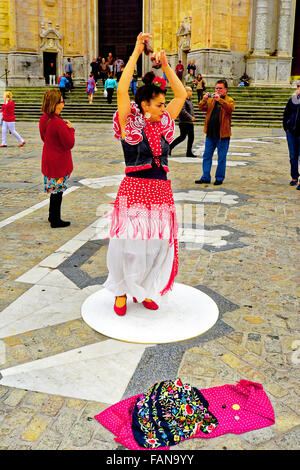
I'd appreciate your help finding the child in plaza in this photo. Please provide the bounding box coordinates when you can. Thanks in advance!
[39,89,75,228]
[0,91,25,148]
[104,32,187,316]
[87,73,96,104]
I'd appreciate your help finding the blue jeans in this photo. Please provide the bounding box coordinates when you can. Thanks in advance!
[201,137,230,182]
[130,80,137,96]
[286,131,300,180]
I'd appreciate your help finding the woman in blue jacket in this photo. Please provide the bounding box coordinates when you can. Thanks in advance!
[104,73,118,104]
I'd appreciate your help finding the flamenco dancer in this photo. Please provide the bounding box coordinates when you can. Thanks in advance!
[104,32,187,316]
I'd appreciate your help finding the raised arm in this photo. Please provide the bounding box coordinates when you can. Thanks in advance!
[153,51,187,120]
[117,32,152,137]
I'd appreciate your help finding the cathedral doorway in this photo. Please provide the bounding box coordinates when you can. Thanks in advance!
[98,0,143,75]
[43,52,57,85]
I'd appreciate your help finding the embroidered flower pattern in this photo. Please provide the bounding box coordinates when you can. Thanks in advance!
[113,102,175,150]
[131,378,219,449]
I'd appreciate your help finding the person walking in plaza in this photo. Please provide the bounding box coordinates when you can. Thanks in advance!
[49,62,56,85]
[99,57,110,85]
[39,89,75,228]
[184,69,195,90]
[0,91,25,148]
[104,72,118,104]
[114,57,125,82]
[65,58,74,91]
[90,58,99,85]
[58,73,69,100]
[193,73,206,103]
[169,86,197,158]
[107,52,114,73]
[130,69,138,96]
[87,73,96,104]
[195,79,235,186]
[104,32,186,316]
[283,80,300,190]
[175,60,184,81]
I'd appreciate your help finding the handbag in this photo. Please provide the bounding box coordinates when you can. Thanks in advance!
[103,89,108,97]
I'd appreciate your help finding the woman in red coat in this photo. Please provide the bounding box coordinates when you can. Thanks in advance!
[1,91,25,147]
[39,89,75,228]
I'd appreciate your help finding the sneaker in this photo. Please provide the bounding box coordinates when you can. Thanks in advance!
[195,179,210,184]
[213,180,223,186]
[0,145,7,147]
[296,184,300,190]
[290,179,298,186]
[18,141,26,147]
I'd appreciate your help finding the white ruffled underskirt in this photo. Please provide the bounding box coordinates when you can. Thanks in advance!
[103,238,174,305]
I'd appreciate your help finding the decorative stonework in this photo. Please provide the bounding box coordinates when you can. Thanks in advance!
[40,20,62,52]
[177,16,192,62]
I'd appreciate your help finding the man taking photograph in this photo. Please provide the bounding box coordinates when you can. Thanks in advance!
[195,79,235,185]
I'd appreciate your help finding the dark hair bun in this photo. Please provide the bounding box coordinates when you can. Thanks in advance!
[142,71,156,85]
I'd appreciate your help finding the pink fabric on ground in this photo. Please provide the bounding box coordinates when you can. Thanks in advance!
[94,380,275,450]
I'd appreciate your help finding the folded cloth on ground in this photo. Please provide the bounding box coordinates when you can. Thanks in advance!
[94,378,275,450]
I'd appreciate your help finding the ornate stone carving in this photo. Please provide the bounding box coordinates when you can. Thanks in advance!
[252,0,269,55]
[277,0,292,55]
[177,16,192,61]
[40,20,62,52]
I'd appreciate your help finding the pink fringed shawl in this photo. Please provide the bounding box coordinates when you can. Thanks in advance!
[94,380,275,450]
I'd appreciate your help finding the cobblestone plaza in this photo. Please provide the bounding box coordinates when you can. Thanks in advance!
[0,121,299,450]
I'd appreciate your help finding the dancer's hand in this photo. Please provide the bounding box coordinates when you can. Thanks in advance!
[134,32,152,55]
[65,120,73,128]
[152,50,168,68]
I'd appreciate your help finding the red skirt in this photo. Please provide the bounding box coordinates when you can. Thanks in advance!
[108,176,179,296]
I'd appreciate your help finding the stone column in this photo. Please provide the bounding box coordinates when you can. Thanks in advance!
[277,0,293,56]
[252,0,269,55]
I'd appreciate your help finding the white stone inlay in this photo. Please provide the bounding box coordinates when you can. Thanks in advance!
[0,340,148,403]
[79,175,124,189]
[0,186,79,229]
[0,284,102,338]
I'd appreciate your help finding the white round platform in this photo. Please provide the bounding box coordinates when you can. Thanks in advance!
[81,283,219,344]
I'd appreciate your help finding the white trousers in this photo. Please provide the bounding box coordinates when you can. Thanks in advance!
[1,121,24,145]
[49,75,56,85]
[104,239,174,305]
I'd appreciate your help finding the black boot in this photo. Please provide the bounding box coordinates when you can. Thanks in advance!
[48,192,71,228]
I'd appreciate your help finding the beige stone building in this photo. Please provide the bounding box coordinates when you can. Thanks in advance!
[0,0,299,87]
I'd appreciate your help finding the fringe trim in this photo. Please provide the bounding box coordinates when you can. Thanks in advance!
[160,239,179,296]
[109,203,178,244]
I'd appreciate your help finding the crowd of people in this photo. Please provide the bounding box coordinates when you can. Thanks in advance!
[1,36,299,246]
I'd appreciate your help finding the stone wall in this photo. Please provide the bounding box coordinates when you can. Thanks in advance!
[0,0,98,86]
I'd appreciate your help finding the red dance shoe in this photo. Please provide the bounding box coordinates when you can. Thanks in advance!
[114,294,127,316]
[142,299,159,310]
[133,297,138,303]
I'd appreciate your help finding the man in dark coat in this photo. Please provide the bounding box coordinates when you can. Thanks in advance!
[283,80,300,190]
[90,59,99,84]
[169,86,197,158]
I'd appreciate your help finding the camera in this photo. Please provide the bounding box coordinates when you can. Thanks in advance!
[208,93,215,98]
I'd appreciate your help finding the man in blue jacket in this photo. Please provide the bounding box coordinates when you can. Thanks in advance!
[58,74,69,100]
[283,81,300,190]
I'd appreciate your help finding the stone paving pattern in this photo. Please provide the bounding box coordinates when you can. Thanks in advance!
[0,122,299,450]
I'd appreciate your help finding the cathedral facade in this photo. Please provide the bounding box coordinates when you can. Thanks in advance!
[0,0,299,87]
